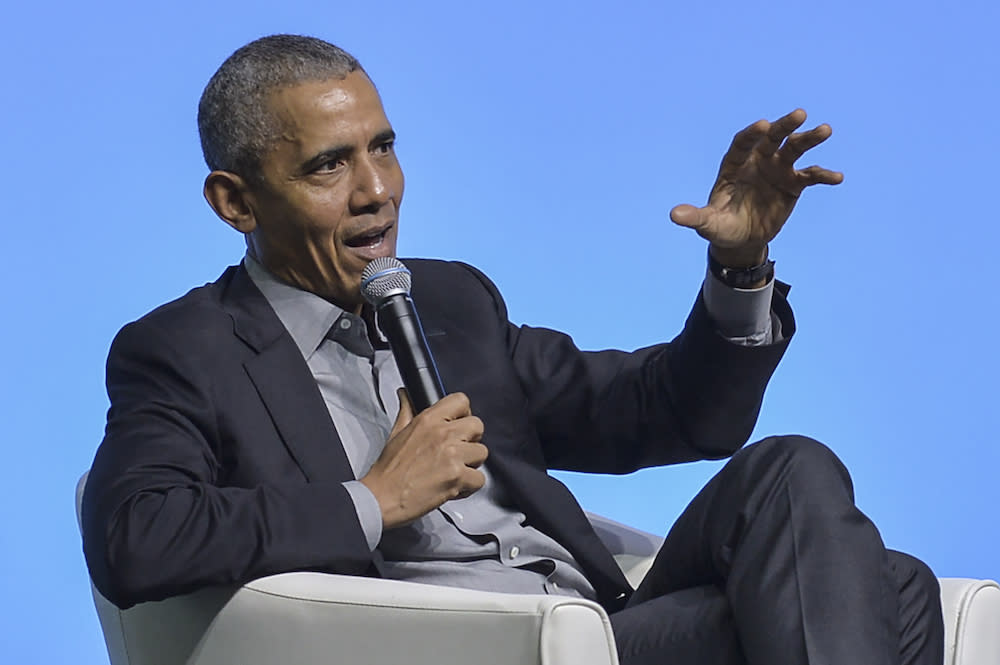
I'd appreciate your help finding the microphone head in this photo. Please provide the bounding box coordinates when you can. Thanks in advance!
[361,257,412,305]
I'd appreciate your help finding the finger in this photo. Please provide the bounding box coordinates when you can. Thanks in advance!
[430,392,472,420]
[718,119,768,173]
[456,467,486,498]
[460,441,489,467]
[797,165,844,186]
[670,203,710,231]
[449,415,485,442]
[756,108,807,157]
[390,388,415,438]
[778,124,833,165]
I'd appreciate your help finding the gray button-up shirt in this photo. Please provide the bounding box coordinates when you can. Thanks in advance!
[245,254,776,598]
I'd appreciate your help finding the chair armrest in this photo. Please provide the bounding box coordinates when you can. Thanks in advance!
[103,572,619,665]
[940,578,1000,665]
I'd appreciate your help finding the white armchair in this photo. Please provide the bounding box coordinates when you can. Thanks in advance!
[77,476,999,665]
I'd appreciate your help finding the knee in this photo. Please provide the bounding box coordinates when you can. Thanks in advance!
[747,435,843,470]
[744,435,855,498]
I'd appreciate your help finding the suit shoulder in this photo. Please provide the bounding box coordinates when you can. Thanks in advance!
[112,265,240,348]
[402,258,503,299]
[401,258,510,329]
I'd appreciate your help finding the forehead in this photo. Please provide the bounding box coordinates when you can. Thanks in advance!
[266,72,390,146]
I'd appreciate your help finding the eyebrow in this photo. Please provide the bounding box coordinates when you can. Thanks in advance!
[371,129,396,147]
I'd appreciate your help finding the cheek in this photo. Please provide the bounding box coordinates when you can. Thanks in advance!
[291,194,352,237]
[257,206,344,263]
[391,163,405,202]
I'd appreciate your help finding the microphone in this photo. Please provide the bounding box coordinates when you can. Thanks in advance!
[360,257,445,413]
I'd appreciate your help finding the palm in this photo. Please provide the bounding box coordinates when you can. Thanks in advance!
[672,109,843,263]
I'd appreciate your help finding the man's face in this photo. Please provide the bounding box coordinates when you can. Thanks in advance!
[245,71,404,311]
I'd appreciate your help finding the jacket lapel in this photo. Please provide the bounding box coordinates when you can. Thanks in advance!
[221,258,630,607]
[221,264,355,483]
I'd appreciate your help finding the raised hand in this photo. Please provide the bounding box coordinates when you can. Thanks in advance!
[361,390,488,529]
[670,108,843,267]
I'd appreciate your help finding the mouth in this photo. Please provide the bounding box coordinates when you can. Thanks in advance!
[343,222,395,262]
[345,222,393,249]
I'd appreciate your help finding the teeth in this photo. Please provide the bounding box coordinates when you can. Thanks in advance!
[346,228,387,248]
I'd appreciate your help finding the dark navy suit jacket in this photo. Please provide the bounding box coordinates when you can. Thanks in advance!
[82,259,793,611]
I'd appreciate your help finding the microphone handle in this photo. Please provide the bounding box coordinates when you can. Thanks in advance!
[375,293,445,413]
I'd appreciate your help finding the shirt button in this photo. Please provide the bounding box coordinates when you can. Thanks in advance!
[453,511,464,522]
[509,546,520,559]
[551,581,559,589]
[339,318,352,330]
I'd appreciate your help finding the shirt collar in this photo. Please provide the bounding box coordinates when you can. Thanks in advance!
[244,253,344,360]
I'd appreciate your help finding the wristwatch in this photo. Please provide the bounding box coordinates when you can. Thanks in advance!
[708,248,775,289]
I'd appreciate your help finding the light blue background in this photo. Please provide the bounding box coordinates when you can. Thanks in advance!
[2,1,997,662]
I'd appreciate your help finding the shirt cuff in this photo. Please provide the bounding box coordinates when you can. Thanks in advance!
[702,267,775,346]
[343,480,383,550]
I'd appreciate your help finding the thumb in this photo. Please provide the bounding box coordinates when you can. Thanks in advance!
[669,203,707,230]
[390,387,414,438]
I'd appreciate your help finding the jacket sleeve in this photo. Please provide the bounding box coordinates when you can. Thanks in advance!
[82,317,374,609]
[457,263,795,474]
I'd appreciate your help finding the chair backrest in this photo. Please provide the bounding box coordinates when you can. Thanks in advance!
[585,511,662,589]
[75,473,237,665]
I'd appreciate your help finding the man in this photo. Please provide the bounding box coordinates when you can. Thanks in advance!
[82,34,943,664]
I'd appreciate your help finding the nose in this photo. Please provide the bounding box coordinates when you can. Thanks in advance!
[349,155,393,214]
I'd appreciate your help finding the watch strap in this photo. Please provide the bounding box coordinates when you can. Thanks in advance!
[708,249,775,289]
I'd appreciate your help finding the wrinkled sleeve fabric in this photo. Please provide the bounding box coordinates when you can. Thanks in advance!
[701,269,782,345]
[342,480,382,550]
[453,263,795,476]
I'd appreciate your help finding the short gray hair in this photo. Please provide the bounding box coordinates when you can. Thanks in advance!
[197,34,363,182]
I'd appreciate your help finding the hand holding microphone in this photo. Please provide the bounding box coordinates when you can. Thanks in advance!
[358,258,488,528]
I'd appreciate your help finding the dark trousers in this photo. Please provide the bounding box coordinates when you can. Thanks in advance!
[610,436,944,665]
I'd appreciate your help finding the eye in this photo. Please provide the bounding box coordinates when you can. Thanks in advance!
[373,139,395,155]
[314,158,346,174]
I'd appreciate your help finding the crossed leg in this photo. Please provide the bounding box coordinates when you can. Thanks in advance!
[610,436,943,665]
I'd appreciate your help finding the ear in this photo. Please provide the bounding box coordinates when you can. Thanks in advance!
[203,170,258,234]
